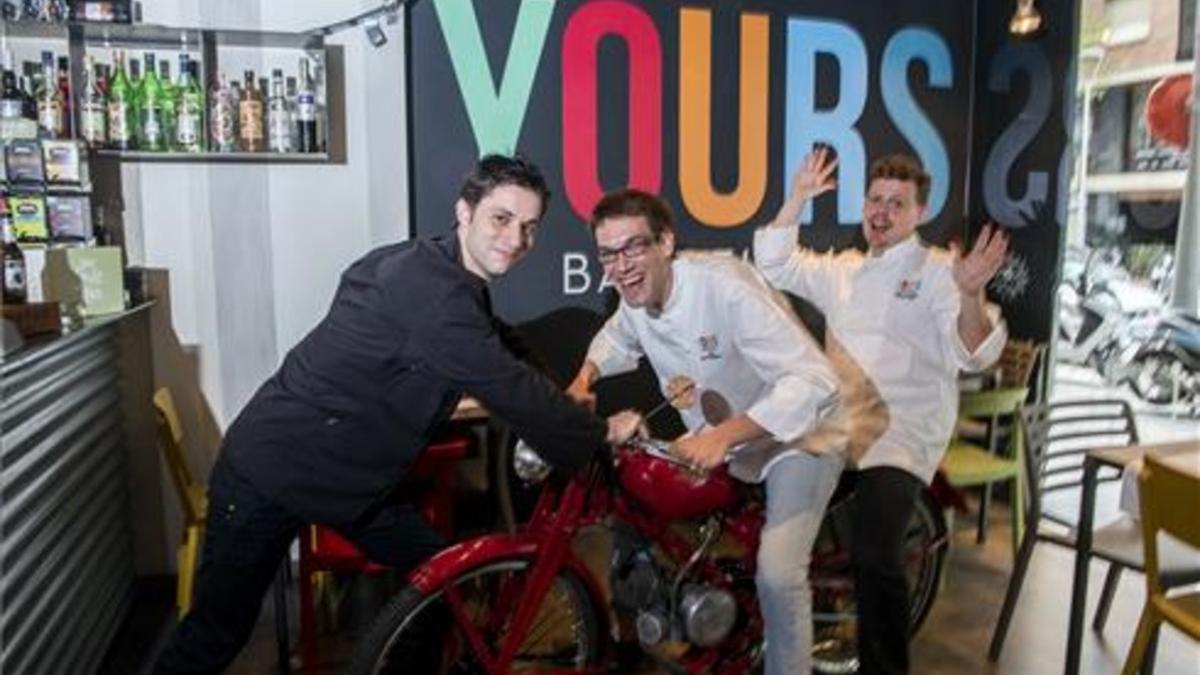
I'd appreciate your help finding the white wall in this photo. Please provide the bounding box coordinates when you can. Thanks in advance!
[116,1,409,573]
[126,0,409,431]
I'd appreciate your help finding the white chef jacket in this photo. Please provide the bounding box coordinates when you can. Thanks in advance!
[753,227,1007,484]
[587,252,843,482]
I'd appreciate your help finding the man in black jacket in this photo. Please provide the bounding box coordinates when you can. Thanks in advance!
[155,155,642,674]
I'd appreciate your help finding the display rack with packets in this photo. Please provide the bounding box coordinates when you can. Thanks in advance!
[1,138,93,244]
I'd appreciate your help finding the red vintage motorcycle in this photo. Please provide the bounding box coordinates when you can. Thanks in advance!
[349,439,949,674]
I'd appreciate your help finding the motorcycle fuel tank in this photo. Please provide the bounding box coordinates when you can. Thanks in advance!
[617,450,739,521]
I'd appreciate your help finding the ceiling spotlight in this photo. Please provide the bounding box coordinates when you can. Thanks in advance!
[1010,0,1043,37]
[365,17,387,47]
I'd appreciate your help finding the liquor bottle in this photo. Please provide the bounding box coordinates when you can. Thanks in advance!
[18,73,37,121]
[208,73,236,152]
[137,52,165,151]
[79,55,108,147]
[35,51,65,138]
[128,56,141,89]
[238,70,263,152]
[1,67,23,121]
[2,197,27,305]
[285,76,300,151]
[157,58,177,150]
[108,50,136,150]
[267,69,291,153]
[36,0,66,22]
[56,56,71,138]
[175,55,204,153]
[296,57,317,153]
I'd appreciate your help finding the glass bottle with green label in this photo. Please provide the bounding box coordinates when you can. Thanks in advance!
[175,55,204,153]
[157,58,177,150]
[108,50,136,150]
[138,52,165,151]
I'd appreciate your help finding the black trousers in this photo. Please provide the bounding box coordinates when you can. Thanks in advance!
[850,466,924,675]
[153,458,445,675]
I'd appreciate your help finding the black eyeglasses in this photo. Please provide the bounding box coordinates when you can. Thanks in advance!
[596,235,655,266]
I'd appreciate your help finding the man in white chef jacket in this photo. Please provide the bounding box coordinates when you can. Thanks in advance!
[753,149,1009,675]
[566,189,845,675]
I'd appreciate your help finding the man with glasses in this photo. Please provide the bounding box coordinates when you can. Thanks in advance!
[753,150,1008,674]
[566,188,846,675]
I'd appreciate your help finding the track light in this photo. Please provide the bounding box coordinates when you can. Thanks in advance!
[365,18,387,48]
[1009,0,1043,37]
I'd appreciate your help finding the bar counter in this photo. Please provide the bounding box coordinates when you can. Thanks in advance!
[0,304,151,675]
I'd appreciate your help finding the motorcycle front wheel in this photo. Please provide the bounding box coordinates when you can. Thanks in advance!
[349,558,604,675]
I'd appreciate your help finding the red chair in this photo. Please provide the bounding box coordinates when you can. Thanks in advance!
[296,434,473,674]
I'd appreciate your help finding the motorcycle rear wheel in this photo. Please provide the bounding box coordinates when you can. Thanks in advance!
[349,558,603,675]
[811,489,948,674]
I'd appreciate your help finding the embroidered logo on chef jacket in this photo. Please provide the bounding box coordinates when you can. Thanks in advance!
[698,334,722,360]
[894,278,922,300]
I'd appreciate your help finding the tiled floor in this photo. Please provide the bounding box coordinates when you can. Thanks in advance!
[108,362,1200,674]
[115,498,1199,675]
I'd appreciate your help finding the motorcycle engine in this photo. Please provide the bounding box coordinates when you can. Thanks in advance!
[679,584,737,647]
[612,549,662,612]
[610,526,738,649]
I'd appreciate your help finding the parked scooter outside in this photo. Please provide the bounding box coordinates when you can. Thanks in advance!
[1056,246,1163,371]
[1105,308,1200,414]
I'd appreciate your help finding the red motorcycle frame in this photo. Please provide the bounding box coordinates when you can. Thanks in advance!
[349,439,949,674]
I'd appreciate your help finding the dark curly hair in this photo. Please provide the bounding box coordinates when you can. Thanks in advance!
[589,189,675,239]
[457,154,552,219]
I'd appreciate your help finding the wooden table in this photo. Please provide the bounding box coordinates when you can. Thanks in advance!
[1064,438,1200,675]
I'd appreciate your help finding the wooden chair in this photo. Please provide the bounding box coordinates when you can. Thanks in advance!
[1122,453,1200,674]
[994,339,1045,392]
[152,387,208,618]
[941,387,1029,552]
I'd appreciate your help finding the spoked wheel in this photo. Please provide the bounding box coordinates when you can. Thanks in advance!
[810,490,948,674]
[349,558,603,675]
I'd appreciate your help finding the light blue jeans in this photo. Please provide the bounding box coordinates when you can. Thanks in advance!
[757,451,846,675]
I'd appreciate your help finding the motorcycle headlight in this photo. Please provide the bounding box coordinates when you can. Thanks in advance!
[513,439,551,483]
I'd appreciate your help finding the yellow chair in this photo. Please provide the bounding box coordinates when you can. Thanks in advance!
[1122,453,1200,674]
[152,387,208,618]
[941,387,1029,553]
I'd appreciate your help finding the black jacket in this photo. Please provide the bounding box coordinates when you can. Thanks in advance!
[223,235,608,525]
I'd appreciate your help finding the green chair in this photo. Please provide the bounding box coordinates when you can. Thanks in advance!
[941,387,1029,554]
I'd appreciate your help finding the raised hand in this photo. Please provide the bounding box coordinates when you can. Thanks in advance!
[790,145,839,204]
[773,145,838,227]
[951,223,1009,297]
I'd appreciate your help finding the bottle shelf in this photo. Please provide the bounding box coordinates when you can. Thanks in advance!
[94,149,331,163]
[3,19,344,165]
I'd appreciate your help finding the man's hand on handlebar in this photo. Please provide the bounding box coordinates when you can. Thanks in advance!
[606,410,647,444]
[567,361,600,411]
[671,431,729,470]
